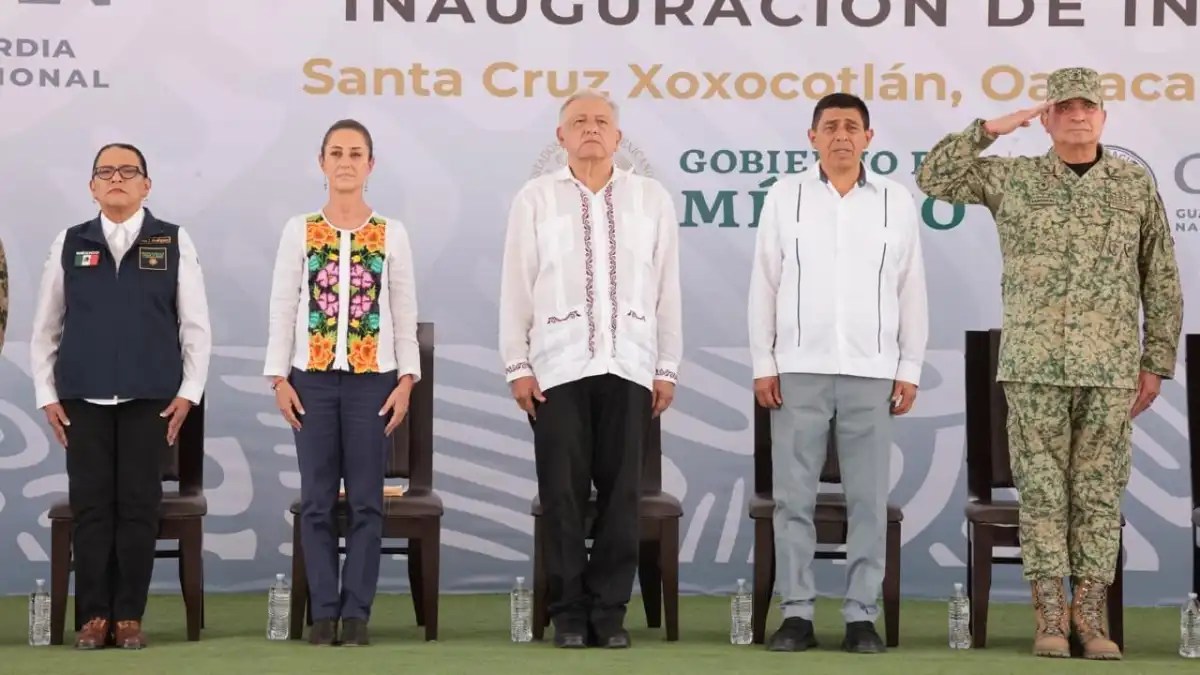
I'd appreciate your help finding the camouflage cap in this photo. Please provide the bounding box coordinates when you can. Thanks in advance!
[1046,67,1102,105]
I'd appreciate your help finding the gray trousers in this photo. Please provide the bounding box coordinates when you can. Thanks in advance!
[772,373,893,623]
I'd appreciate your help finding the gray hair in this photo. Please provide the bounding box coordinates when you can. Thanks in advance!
[558,89,620,125]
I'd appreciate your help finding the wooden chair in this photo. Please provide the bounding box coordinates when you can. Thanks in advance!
[1185,334,1200,597]
[288,322,441,641]
[530,415,681,641]
[49,398,207,644]
[747,401,902,646]
[964,329,1124,651]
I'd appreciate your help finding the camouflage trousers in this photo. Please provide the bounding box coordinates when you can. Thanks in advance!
[1001,382,1135,584]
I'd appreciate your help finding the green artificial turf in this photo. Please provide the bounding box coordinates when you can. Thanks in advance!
[0,593,1189,674]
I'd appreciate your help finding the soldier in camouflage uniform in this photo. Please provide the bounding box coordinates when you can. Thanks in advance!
[0,235,7,354]
[917,67,1183,660]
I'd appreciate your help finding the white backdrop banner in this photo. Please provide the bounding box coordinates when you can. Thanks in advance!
[0,0,1196,606]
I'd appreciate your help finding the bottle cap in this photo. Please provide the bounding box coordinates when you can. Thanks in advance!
[516,576,525,584]
[276,573,285,581]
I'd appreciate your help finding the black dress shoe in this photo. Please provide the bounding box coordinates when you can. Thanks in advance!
[841,621,886,654]
[308,619,337,646]
[553,630,586,648]
[341,618,370,646]
[597,627,630,649]
[767,617,818,652]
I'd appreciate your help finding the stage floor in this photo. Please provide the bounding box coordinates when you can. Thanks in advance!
[0,592,1188,673]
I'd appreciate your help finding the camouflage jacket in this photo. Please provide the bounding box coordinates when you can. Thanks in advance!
[0,236,6,354]
[916,120,1183,389]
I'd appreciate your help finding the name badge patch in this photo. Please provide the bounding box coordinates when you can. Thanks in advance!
[139,235,172,245]
[139,246,167,271]
[74,250,100,267]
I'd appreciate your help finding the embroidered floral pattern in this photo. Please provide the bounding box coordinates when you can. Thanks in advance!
[603,184,619,355]
[655,367,678,382]
[505,361,532,376]
[547,310,581,324]
[304,214,388,373]
[577,190,597,357]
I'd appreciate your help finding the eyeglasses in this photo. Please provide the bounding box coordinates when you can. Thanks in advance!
[93,165,143,180]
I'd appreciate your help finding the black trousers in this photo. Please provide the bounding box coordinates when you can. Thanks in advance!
[63,399,168,623]
[532,374,650,631]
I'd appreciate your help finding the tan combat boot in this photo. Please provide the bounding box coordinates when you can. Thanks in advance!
[1030,578,1070,657]
[1071,579,1122,660]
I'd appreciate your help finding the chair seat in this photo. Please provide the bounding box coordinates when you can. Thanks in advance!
[748,493,903,522]
[288,491,443,518]
[530,491,682,519]
[49,492,207,520]
[964,499,1019,526]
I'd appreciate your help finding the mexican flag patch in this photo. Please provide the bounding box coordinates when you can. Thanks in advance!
[74,250,100,267]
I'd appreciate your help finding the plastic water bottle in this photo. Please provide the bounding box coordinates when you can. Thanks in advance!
[1181,592,1200,658]
[948,582,971,649]
[266,573,290,640]
[510,576,532,642]
[28,579,50,646]
[730,578,752,645]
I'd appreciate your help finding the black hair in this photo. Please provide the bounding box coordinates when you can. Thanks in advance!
[321,119,374,159]
[92,143,148,177]
[811,93,870,130]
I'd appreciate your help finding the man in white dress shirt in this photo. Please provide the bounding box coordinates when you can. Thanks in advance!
[30,143,212,650]
[748,93,928,654]
[499,90,683,649]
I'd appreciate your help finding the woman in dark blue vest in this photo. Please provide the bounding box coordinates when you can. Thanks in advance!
[29,143,213,649]
[263,119,421,646]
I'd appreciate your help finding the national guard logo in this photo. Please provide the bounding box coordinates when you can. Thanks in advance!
[530,137,655,180]
[1106,145,1157,188]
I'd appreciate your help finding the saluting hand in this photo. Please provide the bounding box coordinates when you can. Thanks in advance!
[379,375,414,435]
[983,101,1052,137]
[274,378,305,430]
[43,403,70,448]
[160,397,193,446]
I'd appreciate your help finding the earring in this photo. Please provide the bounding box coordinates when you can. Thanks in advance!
[323,178,328,191]
[364,179,369,193]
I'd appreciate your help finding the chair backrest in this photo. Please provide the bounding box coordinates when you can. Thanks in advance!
[964,329,1015,500]
[1186,334,1200,512]
[641,416,663,494]
[171,397,205,495]
[752,400,838,496]
[385,322,435,490]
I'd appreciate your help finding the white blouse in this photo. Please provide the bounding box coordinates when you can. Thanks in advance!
[263,211,420,381]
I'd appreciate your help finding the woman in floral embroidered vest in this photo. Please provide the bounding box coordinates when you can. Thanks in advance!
[263,119,421,647]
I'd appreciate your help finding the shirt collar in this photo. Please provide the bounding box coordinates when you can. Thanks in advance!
[554,164,631,189]
[816,162,872,190]
[100,206,145,236]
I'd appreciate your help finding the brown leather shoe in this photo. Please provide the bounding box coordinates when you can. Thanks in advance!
[1072,579,1122,660]
[74,617,109,650]
[114,620,147,649]
[1030,579,1070,658]
[308,619,337,646]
